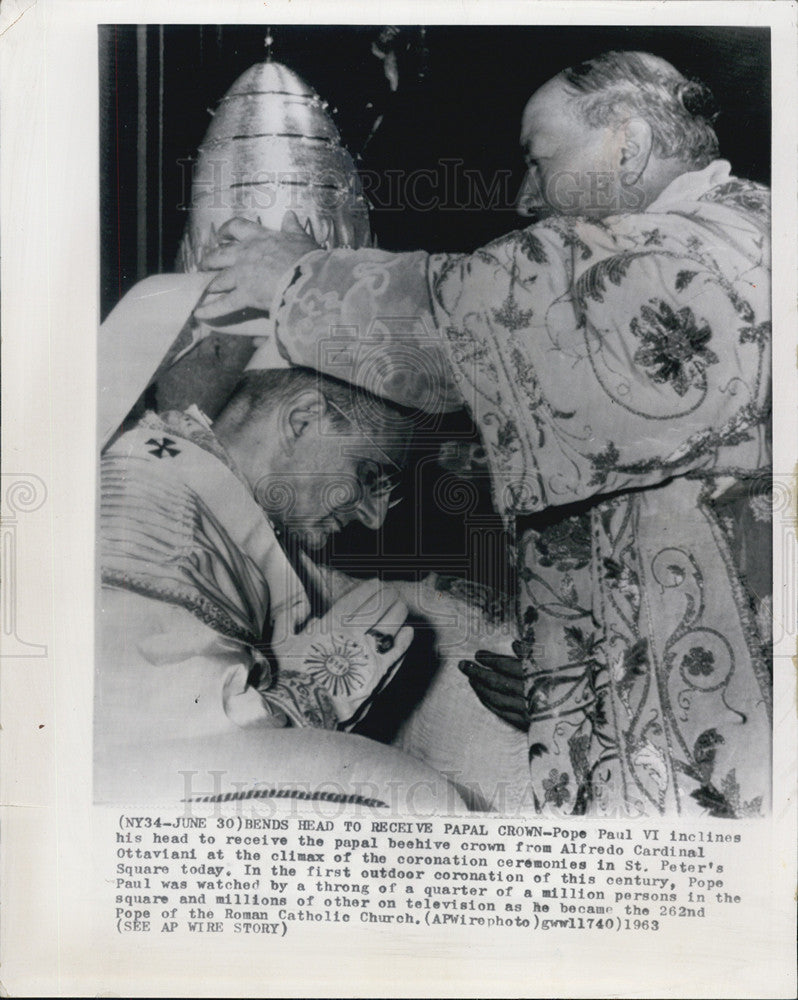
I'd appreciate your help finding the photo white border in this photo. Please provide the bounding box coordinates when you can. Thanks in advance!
[1,1,795,996]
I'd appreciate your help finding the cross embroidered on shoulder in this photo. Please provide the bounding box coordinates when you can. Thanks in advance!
[146,437,181,459]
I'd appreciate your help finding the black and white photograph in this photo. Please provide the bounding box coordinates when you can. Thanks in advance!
[1,3,796,996]
[97,23,773,817]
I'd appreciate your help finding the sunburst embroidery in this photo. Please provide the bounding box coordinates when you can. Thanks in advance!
[303,635,369,697]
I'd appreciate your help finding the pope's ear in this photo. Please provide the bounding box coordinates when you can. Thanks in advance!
[283,389,327,447]
[618,117,653,182]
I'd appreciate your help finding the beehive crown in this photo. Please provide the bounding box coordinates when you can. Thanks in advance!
[178,60,371,270]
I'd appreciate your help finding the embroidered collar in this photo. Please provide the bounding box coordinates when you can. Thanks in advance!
[139,406,251,491]
[645,159,733,213]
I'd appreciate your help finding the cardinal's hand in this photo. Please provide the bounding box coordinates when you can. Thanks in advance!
[194,212,318,325]
[458,649,529,731]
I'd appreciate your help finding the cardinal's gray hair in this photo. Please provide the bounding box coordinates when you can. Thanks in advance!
[561,50,720,168]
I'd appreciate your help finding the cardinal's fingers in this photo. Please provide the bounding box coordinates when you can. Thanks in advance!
[474,688,526,720]
[473,650,526,680]
[216,216,270,242]
[458,659,524,697]
[462,674,528,729]
[199,244,242,271]
[470,685,528,730]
